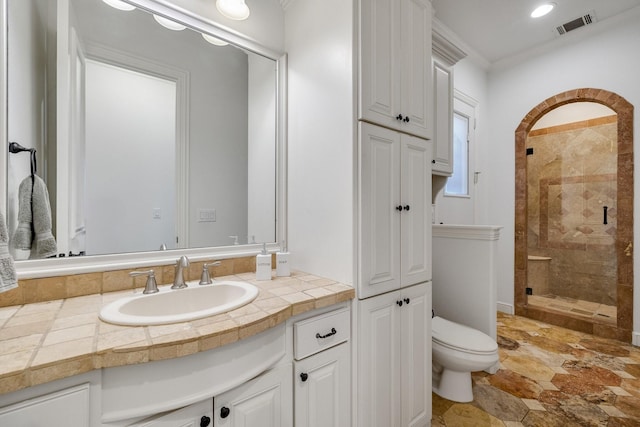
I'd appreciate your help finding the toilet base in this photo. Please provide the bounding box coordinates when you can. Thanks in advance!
[432,367,474,403]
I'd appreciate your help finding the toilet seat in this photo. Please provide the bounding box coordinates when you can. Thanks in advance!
[432,316,498,355]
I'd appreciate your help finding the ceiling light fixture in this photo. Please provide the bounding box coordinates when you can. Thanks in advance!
[216,0,250,21]
[102,0,136,11]
[531,3,556,18]
[153,15,187,31]
[202,34,229,46]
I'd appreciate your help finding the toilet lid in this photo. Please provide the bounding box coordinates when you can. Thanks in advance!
[432,316,498,354]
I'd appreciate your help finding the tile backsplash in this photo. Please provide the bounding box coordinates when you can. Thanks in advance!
[0,255,268,308]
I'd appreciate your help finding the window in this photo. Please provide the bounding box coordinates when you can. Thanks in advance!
[445,111,469,196]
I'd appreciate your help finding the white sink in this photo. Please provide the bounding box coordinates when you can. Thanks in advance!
[99,281,259,326]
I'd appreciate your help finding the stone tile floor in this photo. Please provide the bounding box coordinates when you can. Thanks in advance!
[528,294,617,326]
[431,312,640,426]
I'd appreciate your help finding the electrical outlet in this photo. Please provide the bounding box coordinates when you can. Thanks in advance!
[152,208,162,219]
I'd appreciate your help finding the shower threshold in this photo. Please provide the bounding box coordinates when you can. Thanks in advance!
[527,294,617,326]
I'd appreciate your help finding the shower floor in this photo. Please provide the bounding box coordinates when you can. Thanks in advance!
[527,294,617,326]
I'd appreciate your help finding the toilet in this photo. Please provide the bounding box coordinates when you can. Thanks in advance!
[432,316,499,402]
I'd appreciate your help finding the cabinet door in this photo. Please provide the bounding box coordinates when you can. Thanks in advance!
[359,0,402,130]
[432,58,453,175]
[400,135,432,287]
[400,0,432,139]
[359,122,401,299]
[294,343,350,427]
[400,283,432,427]
[357,291,402,427]
[0,383,90,427]
[132,399,213,427]
[213,364,292,427]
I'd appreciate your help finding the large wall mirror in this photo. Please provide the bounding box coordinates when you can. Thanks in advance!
[1,0,286,276]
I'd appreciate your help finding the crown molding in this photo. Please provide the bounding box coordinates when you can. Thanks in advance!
[432,18,468,66]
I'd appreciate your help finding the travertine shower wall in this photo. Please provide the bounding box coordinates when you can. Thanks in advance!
[527,115,617,305]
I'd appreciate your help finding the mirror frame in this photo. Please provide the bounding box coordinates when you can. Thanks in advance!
[0,0,288,278]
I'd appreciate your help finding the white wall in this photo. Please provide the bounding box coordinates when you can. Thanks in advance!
[284,0,354,284]
[459,8,640,336]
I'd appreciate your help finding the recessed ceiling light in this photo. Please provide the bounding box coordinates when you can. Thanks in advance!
[531,3,556,18]
[153,15,186,31]
[102,0,135,11]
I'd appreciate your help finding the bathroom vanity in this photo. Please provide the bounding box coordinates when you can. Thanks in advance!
[0,273,354,426]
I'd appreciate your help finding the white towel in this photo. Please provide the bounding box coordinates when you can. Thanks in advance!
[0,210,18,293]
[11,175,57,259]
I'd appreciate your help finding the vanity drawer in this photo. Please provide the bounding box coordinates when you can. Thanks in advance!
[294,307,350,360]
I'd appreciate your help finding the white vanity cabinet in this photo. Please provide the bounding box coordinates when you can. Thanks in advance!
[0,383,92,427]
[0,371,101,427]
[292,307,351,427]
[212,363,292,427]
[359,0,432,139]
[431,55,453,176]
[357,282,432,427]
[358,122,432,299]
[129,399,213,427]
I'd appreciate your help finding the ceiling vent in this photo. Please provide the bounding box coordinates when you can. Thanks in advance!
[555,10,597,35]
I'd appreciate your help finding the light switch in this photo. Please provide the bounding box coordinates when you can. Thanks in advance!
[153,208,162,219]
[198,209,216,222]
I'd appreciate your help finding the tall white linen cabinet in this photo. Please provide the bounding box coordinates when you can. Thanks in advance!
[357,0,433,425]
[285,0,434,425]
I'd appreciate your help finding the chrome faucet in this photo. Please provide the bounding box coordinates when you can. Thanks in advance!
[172,256,190,289]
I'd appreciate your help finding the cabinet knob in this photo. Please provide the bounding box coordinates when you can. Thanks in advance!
[396,114,404,121]
[396,205,403,211]
[403,205,410,211]
[404,298,410,304]
[396,300,403,307]
[300,372,309,382]
[200,416,211,427]
[220,407,230,419]
[432,159,436,164]
[403,116,410,123]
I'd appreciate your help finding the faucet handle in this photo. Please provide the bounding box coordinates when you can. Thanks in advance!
[129,269,159,294]
[200,261,222,285]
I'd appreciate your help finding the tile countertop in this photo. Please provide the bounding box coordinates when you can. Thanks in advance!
[0,271,355,395]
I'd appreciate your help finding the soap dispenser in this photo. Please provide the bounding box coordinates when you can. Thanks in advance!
[255,243,272,281]
[276,241,290,277]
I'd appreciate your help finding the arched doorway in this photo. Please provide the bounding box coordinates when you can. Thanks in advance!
[514,88,633,342]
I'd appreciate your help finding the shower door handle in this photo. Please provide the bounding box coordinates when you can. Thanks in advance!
[603,206,608,225]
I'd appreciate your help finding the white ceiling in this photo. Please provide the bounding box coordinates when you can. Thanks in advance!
[431,0,640,64]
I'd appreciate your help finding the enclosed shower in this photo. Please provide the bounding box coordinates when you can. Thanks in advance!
[513,88,634,343]
[526,103,617,323]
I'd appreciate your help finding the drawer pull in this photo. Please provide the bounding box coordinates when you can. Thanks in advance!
[316,327,337,339]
